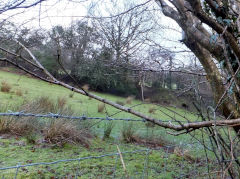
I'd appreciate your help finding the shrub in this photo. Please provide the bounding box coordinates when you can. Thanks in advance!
[1,81,11,93]
[103,121,115,140]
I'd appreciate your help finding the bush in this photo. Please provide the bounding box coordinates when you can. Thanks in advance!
[1,81,11,93]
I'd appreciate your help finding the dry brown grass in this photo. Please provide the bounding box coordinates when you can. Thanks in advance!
[15,89,23,96]
[44,119,92,148]
[134,135,171,149]
[82,84,89,92]
[57,97,67,109]
[0,97,92,147]
[9,118,38,136]
[0,116,40,144]
[20,96,73,115]
[1,81,11,93]
[98,103,105,113]
[174,147,197,163]
[121,123,137,143]
[126,96,134,104]
[21,96,55,113]
[148,106,157,114]
[0,118,13,134]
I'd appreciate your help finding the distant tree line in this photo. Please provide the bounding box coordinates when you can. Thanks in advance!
[0,11,209,100]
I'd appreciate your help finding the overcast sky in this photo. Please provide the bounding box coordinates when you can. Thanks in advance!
[0,0,194,66]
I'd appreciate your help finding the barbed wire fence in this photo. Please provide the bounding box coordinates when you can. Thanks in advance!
[0,111,203,123]
[0,111,236,178]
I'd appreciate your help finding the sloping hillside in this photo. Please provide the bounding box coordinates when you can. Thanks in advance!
[0,70,212,178]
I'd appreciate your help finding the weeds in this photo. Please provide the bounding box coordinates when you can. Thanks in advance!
[44,119,92,148]
[25,96,55,113]
[0,117,14,134]
[1,81,11,93]
[0,96,91,147]
[121,123,137,143]
[20,96,73,115]
[103,122,115,140]
[56,97,67,113]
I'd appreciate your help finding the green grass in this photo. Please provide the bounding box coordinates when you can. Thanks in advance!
[0,70,200,142]
[0,70,218,178]
[0,137,212,179]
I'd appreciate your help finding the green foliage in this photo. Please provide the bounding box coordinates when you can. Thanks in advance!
[35,50,60,76]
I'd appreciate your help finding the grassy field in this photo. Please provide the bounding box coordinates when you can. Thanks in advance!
[0,69,216,178]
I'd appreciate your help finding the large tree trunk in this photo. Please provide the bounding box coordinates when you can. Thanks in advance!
[157,0,240,135]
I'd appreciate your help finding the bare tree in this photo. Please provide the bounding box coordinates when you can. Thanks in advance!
[0,0,44,14]
[1,0,240,177]
[156,0,240,133]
